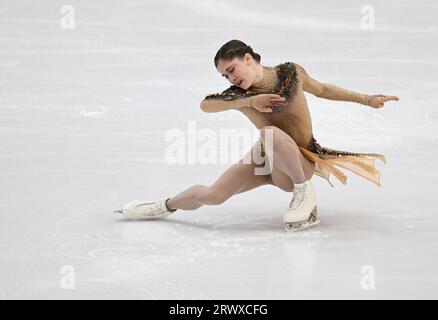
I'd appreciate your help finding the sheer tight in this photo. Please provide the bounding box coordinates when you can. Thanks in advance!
[166,126,315,211]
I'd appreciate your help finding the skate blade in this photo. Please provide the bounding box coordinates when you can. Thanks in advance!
[285,219,320,232]
[285,209,319,232]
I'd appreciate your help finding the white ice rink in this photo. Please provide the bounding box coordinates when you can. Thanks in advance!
[1,0,438,299]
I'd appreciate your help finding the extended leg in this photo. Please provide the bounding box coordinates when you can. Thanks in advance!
[116,144,270,219]
[166,147,270,211]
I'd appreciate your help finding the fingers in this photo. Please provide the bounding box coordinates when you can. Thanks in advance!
[270,98,288,106]
[271,98,287,102]
[254,94,287,112]
[271,101,288,106]
[269,94,284,99]
[259,104,287,112]
[375,94,399,102]
[383,95,399,102]
[369,95,399,109]
[259,106,273,113]
[269,94,287,101]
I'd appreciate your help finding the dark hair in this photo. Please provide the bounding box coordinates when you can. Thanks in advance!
[214,39,261,68]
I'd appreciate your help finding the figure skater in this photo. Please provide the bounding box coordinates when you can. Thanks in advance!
[115,39,399,231]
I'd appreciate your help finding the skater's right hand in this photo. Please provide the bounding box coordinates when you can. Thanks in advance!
[250,94,288,113]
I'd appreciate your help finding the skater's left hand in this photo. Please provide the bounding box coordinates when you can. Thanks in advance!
[367,94,399,109]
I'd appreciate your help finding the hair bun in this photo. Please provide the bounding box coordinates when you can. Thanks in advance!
[214,40,262,67]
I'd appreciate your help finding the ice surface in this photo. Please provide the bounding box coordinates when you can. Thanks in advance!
[0,0,437,299]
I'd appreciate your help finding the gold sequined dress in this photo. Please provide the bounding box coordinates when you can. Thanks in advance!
[204,62,386,187]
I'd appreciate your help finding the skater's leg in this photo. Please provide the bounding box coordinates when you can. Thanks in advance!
[166,147,270,211]
[258,127,319,231]
[260,126,315,192]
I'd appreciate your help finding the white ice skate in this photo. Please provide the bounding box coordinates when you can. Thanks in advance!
[283,180,320,232]
[114,197,177,220]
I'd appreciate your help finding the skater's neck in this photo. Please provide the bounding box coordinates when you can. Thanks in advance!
[250,65,278,92]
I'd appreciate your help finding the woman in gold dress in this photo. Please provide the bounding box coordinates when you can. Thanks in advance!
[116,39,399,231]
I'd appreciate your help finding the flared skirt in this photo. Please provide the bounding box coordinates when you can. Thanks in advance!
[259,136,386,187]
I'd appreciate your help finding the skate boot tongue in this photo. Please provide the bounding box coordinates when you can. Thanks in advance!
[288,181,307,210]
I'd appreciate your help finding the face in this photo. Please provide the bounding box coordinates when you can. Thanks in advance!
[216,53,257,90]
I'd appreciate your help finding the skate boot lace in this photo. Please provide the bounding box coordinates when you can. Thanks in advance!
[134,201,160,217]
[288,184,308,211]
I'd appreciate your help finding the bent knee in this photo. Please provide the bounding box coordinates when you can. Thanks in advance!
[260,126,281,140]
[259,126,298,151]
[268,174,295,192]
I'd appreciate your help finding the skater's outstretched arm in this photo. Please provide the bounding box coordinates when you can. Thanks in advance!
[295,63,399,109]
